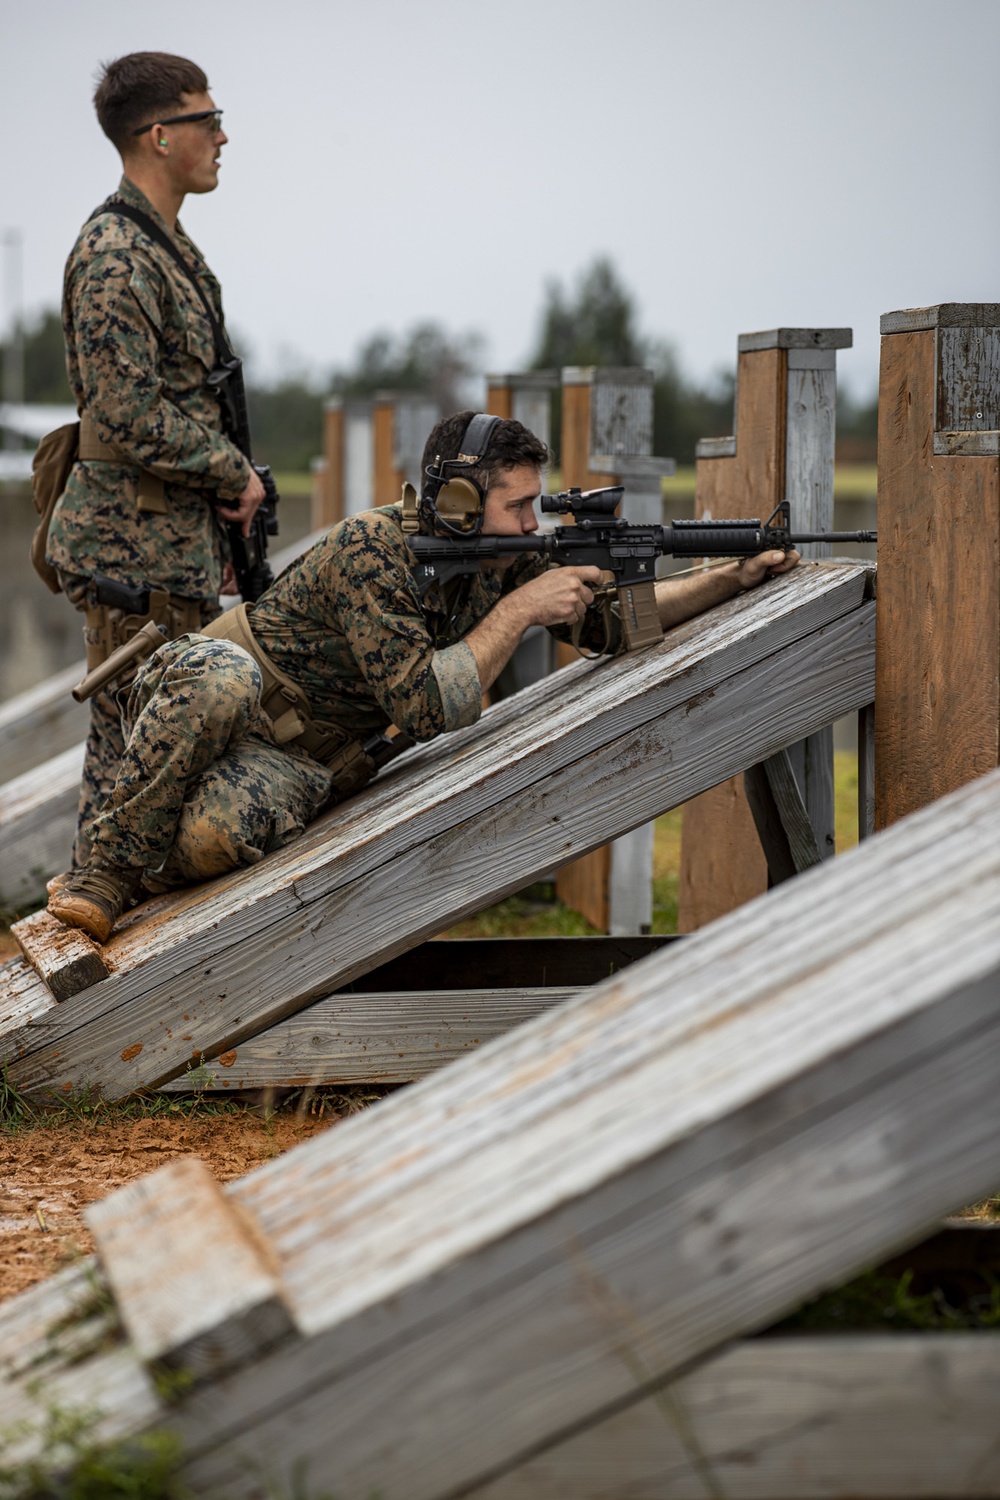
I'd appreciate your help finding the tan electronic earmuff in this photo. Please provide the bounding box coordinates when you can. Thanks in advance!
[416,413,501,537]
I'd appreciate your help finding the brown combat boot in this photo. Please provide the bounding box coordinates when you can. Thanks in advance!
[47,864,143,945]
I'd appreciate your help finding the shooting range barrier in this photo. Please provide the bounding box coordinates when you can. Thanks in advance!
[2,551,874,1097]
[1,764,999,1497]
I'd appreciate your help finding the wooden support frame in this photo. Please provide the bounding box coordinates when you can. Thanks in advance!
[678,327,852,931]
[875,305,1000,829]
[372,393,439,509]
[1,562,874,1096]
[2,766,999,1497]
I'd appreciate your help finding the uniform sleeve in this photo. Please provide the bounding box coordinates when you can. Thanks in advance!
[335,521,484,740]
[68,252,249,498]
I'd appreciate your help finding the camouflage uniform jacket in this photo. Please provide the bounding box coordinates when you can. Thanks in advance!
[249,504,620,746]
[48,176,249,603]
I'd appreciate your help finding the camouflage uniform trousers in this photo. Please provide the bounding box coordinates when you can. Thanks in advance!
[65,579,220,869]
[87,635,333,889]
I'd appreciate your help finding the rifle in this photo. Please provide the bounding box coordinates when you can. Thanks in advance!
[207,358,280,601]
[407,489,877,651]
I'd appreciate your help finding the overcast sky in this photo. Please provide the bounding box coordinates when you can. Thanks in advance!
[3,0,997,402]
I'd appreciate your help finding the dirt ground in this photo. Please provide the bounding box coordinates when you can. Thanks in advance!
[0,1094,369,1304]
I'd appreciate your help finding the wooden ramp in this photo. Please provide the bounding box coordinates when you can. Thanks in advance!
[0,531,329,907]
[2,560,875,1097]
[1,764,998,1498]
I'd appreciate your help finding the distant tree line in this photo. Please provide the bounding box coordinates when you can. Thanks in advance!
[1,262,878,472]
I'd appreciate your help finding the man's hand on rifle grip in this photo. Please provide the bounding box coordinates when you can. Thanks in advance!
[218,466,267,537]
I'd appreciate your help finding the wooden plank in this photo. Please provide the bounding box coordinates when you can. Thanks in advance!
[473,1335,1000,1499]
[744,748,823,883]
[160,987,580,1090]
[13,908,112,1002]
[0,661,88,784]
[875,315,1000,830]
[372,398,400,508]
[0,742,83,908]
[3,761,999,1498]
[0,956,56,1034]
[1,564,874,1096]
[85,1156,293,1379]
[859,701,875,839]
[166,766,1000,1498]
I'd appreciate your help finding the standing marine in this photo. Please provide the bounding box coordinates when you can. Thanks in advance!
[46,51,265,866]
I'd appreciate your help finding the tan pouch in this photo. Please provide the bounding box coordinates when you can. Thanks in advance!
[30,421,80,594]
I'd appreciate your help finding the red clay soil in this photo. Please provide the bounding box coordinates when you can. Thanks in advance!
[0,1100,354,1304]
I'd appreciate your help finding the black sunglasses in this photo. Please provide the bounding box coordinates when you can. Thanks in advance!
[132,109,224,137]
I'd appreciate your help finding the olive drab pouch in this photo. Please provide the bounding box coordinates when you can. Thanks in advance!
[29,420,80,594]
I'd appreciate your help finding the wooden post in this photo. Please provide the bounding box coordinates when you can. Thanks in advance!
[555,367,674,934]
[875,304,1000,828]
[372,395,398,508]
[342,398,374,518]
[485,370,558,442]
[677,328,852,932]
[310,398,344,531]
[373,394,439,508]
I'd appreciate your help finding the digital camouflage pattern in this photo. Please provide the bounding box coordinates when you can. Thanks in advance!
[49,175,248,601]
[51,175,249,864]
[84,504,621,887]
[88,634,332,887]
[250,503,621,742]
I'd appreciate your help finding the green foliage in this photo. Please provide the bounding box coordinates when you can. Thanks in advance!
[246,377,325,476]
[0,1065,37,1133]
[332,321,483,413]
[530,257,645,370]
[0,1403,187,1500]
[775,1267,1000,1334]
[527,257,735,464]
[0,310,73,406]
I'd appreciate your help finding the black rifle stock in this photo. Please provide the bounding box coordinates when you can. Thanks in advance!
[407,490,877,651]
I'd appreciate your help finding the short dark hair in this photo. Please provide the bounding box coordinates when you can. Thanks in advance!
[421,411,549,496]
[94,52,209,152]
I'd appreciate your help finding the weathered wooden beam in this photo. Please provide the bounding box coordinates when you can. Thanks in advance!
[85,1157,293,1380]
[1,763,998,1498]
[678,329,852,930]
[0,743,83,909]
[13,908,111,1001]
[1,563,874,1097]
[875,304,1000,829]
[160,987,580,1090]
[0,660,88,785]
[472,1334,1000,1498]
[744,747,823,884]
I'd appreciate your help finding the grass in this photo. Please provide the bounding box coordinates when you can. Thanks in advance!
[663,463,877,500]
[773,1266,1000,1334]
